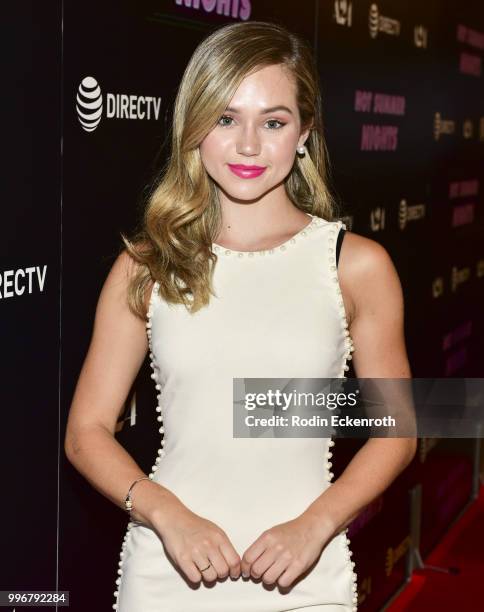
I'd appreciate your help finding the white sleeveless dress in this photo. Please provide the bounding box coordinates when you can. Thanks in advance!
[113,213,358,611]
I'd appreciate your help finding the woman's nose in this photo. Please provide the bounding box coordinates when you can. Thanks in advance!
[236,125,261,155]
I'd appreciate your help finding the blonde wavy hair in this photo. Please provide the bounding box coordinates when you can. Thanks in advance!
[121,20,342,318]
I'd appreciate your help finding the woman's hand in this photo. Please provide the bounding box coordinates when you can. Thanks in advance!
[152,498,242,583]
[240,513,334,588]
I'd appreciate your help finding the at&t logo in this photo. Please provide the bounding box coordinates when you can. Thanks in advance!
[399,199,426,230]
[434,112,456,140]
[76,76,103,132]
[369,3,400,39]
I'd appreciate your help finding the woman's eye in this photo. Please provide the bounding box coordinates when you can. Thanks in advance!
[266,119,285,129]
[217,115,285,129]
[218,115,234,127]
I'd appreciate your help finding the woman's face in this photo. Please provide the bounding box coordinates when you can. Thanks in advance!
[199,63,310,203]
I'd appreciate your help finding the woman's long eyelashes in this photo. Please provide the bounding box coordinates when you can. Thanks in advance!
[217,115,286,129]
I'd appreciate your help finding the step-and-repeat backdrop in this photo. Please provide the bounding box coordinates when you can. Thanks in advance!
[3,1,483,610]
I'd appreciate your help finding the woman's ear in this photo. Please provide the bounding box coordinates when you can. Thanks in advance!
[298,127,311,150]
[298,119,314,149]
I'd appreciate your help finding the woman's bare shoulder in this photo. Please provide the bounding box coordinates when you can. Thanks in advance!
[339,230,393,271]
[338,230,402,325]
[65,247,154,437]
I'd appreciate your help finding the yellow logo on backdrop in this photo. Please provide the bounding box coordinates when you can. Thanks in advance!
[463,119,474,139]
[432,277,444,298]
[370,206,386,231]
[434,112,456,140]
[357,575,372,606]
[451,265,470,292]
[385,536,411,576]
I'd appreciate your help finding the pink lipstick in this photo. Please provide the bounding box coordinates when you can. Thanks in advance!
[228,164,267,179]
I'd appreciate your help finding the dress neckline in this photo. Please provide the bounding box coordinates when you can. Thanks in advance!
[212,213,318,257]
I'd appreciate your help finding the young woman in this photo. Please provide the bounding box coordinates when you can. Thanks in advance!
[65,21,416,612]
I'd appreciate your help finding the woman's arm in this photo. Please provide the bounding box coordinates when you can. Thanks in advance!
[64,250,177,529]
[301,232,417,536]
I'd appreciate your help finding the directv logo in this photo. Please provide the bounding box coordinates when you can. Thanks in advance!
[76,76,161,133]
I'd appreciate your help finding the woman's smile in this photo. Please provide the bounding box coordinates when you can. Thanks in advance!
[227,163,267,179]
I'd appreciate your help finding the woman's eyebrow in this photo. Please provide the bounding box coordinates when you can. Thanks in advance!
[225,105,293,115]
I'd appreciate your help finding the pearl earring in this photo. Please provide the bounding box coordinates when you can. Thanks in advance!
[297,145,307,155]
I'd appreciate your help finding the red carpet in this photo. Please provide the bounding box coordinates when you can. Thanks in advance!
[386,484,484,611]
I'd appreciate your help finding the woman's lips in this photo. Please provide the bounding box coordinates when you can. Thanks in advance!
[228,164,267,179]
